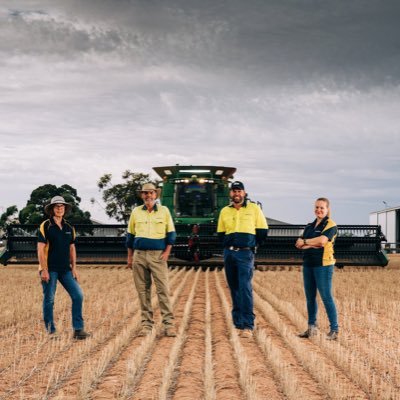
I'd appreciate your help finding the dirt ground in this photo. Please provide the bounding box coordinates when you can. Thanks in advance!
[0,255,399,399]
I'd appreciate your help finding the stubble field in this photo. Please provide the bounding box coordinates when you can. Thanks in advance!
[0,256,399,400]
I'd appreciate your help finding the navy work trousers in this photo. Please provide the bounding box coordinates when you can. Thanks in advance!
[223,248,255,330]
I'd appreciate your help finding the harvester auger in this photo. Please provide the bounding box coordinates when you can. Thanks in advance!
[0,165,389,268]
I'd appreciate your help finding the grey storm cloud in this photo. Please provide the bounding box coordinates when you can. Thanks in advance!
[2,0,400,84]
[0,0,400,224]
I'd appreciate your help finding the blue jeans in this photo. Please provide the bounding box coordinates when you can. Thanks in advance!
[41,270,84,333]
[303,265,338,332]
[224,249,255,330]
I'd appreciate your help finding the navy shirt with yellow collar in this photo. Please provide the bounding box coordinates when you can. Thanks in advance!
[37,218,76,272]
[217,200,269,248]
[126,204,176,250]
[302,216,338,267]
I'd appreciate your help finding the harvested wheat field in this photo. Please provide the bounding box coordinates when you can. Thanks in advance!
[0,256,399,400]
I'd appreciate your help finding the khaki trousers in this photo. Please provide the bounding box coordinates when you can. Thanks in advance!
[132,250,174,328]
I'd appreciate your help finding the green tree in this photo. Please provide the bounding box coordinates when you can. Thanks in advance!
[0,205,19,235]
[18,184,92,224]
[96,170,158,223]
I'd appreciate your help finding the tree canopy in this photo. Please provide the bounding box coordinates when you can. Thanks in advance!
[96,170,158,223]
[18,184,92,225]
[0,205,19,235]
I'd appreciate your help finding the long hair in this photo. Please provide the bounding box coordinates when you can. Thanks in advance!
[316,197,331,217]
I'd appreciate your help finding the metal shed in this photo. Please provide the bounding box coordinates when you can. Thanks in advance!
[370,206,400,251]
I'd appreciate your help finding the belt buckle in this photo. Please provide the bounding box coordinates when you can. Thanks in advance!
[229,246,239,251]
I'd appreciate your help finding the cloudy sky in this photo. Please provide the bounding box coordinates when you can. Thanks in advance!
[1,0,399,224]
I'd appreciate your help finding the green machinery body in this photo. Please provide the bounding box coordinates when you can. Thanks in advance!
[154,165,236,225]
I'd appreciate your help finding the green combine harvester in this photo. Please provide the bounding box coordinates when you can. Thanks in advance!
[0,165,389,268]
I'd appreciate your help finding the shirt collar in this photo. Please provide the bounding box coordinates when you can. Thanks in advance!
[50,217,65,225]
[312,215,329,227]
[229,198,248,208]
[142,203,158,212]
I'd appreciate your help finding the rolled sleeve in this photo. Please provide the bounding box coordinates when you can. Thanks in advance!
[166,231,176,245]
[256,228,268,246]
[126,232,135,249]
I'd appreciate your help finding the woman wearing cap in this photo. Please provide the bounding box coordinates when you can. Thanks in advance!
[37,196,90,340]
[295,197,339,340]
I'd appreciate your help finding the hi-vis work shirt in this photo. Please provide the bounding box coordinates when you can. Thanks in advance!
[302,217,338,267]
[126,204,176,250]
[217,201,269,248]
[37,218,76,272]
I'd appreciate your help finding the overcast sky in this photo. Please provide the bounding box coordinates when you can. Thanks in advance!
[1,0,399,224]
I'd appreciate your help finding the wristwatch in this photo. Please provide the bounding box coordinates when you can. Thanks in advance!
[303,238,307,245]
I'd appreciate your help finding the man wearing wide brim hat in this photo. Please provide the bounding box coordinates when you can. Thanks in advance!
[37,195,90,340]
[126,182,177,337]
[137,183,162,198]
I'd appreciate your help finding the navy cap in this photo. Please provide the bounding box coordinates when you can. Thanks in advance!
[230,181,245,190]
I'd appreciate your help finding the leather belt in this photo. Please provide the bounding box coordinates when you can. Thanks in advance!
[227,246,251,251]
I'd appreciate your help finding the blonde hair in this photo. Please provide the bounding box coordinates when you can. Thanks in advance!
[316,197,331,217]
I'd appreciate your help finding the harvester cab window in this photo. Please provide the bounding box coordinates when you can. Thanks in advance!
[175,182,215,217]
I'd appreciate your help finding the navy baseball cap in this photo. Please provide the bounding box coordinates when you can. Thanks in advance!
[230,181,245,190]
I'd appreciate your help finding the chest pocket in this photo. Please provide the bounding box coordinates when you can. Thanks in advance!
[154,218,166,235]
[134,216,148,235]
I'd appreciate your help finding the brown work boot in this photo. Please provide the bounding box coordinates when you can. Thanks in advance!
[298,325,318,338]
[73,329,91,340]
[163,326,177,337]
[138,326,153,337]
[240,329,253,338]
[326,330,339,340]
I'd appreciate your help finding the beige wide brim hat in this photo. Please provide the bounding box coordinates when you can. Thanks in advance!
[138,183,162,198]
[44,195,72,215]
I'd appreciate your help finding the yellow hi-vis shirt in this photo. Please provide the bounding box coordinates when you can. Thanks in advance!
[126,204,176,250]
[217,201,268,248]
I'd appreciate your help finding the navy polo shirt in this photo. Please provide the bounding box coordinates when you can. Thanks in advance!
[38,218,76,272]
[302,217,338,267]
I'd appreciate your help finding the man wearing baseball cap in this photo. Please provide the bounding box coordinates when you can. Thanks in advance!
[217,181,268,338]
[126,183,177,337]
[37,196,90,340]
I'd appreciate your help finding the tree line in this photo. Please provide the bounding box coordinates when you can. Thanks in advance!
[0,170,158,233]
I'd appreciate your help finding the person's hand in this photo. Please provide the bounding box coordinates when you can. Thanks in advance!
[71,267,79,282]
[40,269,50,283]
[160,251,170,262]
[295,238,304,249]
[126,261,133,269]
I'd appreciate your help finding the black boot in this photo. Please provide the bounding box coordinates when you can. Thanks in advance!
[73,329,91,340]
